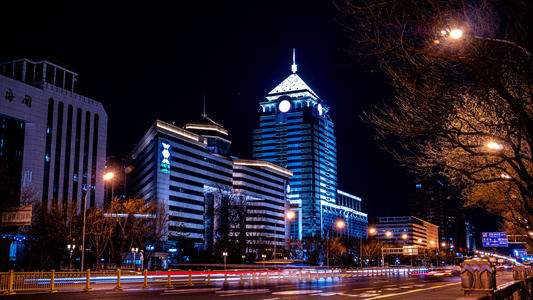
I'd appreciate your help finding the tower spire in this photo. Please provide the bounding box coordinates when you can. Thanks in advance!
[202,92,207,118]
[291,48,297,73]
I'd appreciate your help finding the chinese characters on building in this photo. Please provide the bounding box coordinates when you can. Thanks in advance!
[4,88,31,108]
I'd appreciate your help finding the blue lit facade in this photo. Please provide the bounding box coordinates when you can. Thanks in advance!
[253,56,367,239]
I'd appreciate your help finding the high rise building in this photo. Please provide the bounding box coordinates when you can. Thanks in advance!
[445,206,467,254]
[465,222,476,254]
[0,58,108,209]
[252,52,367,239]
[406,180,446,242]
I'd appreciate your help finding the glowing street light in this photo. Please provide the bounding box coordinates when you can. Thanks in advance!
[337,220,345,229]
[274,210,295,259]
[487,142,502,150]
[450,29,463,39]
[385,231,393,237]
[67,243,75,271]
[327,220,346,268]
[81,172,114,271]
[223,252,228,270]
[131,247,139,270]
[286,210,295,220]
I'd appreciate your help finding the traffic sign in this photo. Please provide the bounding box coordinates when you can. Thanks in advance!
[482,232,508,247]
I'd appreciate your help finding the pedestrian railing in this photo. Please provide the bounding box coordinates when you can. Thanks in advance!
[460,259,533,300]
[1,266,428,294]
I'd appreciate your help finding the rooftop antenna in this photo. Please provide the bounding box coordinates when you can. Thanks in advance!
[291,48,297,73]
[202,91,207,118]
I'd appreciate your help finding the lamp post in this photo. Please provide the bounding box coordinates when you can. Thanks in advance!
[363,227,377,268]
[327,220,345,268]
[132,247,139,270]
[223,252,228,270]
[274,210,295,259]
[401,234,408,266]
[81,172,114,272]
[67,243,75,271]
[382,231,392,267]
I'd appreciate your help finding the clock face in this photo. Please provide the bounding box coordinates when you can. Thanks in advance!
[279,100,291,113]
[317,103,323,116]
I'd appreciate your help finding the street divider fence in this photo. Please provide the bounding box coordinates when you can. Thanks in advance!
[1,266,428,294]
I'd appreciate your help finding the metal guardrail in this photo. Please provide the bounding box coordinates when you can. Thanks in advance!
[1,266,429,295]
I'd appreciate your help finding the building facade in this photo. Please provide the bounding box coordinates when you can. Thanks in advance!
[373,216,439,249]
[465,222,476,254]
[0,59,108,209]
[252,54,367,239]
[445,207,468,254]
[406,180,446,242]
[127,118,292,256]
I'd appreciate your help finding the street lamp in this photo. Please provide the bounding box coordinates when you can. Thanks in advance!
[449,29,463,39]
[132,247,139,270]
[274,210,295,259]
[81,172,114,272]
[327,220,345,268]
[362,227,377,268]
[67,243,75,271]
[223,252,228,270]
[487,142,502,150]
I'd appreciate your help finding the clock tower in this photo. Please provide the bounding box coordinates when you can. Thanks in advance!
[253,51,338,239]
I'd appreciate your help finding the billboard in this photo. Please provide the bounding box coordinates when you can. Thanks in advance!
[403,245,418,256]
[482,232,508,247]
[1,205,32,227]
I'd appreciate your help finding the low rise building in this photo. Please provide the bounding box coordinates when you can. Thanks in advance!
[372,216,439,249]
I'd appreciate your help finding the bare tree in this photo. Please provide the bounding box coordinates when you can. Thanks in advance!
[136,200,170,270]
[86,207,114,269]
[212,185,249,258]
[107,197,153,268]
[337,0,533,248]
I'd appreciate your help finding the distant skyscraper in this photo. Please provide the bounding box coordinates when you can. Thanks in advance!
[466,222,476,254]
[253,51,367,239]
[406,180,446,241]
[445,206,467,254]
[0,58,108,209]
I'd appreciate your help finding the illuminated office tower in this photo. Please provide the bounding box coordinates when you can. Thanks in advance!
[253,52,367,239]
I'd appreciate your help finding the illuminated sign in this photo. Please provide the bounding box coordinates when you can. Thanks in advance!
[482,232,508,247]
[160,142,170,174]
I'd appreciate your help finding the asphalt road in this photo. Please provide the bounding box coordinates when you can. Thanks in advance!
[2,273,513,300]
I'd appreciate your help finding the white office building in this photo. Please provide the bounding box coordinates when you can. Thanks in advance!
[0,59,108,209]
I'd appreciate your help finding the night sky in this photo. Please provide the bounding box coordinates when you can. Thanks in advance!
[2,1,501,244]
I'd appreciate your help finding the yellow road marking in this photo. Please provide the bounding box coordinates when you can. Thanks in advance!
[352,287,373,291]
[364,282,459,299]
